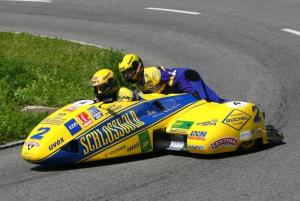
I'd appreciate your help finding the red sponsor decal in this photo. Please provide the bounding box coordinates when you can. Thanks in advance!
[76,112,92,127]
[211,137,238,150]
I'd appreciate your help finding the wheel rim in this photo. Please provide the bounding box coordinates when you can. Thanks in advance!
[240,140,256,149]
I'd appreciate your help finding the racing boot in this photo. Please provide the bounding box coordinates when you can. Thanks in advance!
[266,125,284,143]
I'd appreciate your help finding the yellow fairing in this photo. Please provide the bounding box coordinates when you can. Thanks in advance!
[22,94,268,166]
[22,100,141,164]
[166,101,267,154]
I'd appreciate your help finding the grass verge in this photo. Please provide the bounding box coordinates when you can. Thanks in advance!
[0,32,123,144]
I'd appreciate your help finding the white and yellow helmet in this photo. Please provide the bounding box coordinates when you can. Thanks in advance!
[90,69,118,101]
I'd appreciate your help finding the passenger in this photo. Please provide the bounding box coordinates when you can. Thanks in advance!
[118,53,227,103]
[90,69,140,102]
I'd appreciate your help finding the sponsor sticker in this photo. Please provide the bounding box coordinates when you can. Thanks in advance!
[188,131,207,140]
[48,137,64,151]
[103,71,112,80]
[104,104,123,115]
[88,106,103,120]
[127,142,140,152]
[172,120,194,130]
[222,109,251,130]
[73,100,94,107]
[24,141,39,150]
[41,119,64,125]
[211,137,238,150]
[196,119,218,126]
[188,145,205,150]
[77,112,92,127]
[227,101,248,108]
[240,130,253,140]
[64,119,82,135]
[108,104,122,111]
[79,110,145,156]
[65,106,77,112]
[109,145,126,155]
[147,110,158,116]
[65,100,94,112]
[57,113,67,117]
[138,131,152,153]
[41,113,67,125]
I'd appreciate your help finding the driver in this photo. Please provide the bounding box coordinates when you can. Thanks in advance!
[118,53,227,103]
[90,69,140,102]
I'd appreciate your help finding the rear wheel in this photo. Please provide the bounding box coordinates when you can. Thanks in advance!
[238,139,258,152]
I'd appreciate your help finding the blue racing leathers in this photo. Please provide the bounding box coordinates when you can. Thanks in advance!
[138,66,226,103]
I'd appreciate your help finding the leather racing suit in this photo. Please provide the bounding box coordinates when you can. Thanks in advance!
[138,66,226,103]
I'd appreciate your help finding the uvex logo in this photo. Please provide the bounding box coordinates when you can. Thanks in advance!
[49,138,64,151]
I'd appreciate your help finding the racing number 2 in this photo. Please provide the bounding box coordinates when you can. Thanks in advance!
[252,106,261,123]
[30,127,50,140]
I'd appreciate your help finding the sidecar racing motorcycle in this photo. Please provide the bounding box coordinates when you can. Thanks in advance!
[22,93,283,166]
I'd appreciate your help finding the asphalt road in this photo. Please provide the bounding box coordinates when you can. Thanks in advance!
[0,0,300,200]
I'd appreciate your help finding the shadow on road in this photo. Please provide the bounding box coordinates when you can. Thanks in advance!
[30,151,167,172]
[31,141,285,172]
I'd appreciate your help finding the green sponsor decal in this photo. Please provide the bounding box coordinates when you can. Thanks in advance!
[138,131,152,153]
[172,120,194,129]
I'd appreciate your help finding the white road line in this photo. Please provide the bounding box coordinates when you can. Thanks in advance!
[65,39,103,48]
[282,28,300,36]
[4,0,52,3]
[36,34,103,48]
[10,32,103,48]
[145,7,201,15]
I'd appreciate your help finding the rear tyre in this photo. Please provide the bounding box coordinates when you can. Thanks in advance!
[238,139,258,152]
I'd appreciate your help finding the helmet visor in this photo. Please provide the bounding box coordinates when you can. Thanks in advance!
[122,68,137,81]
[95,83,109,95]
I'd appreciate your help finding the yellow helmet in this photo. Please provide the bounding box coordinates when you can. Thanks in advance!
[90,69,118,101]
[118,53,144,83]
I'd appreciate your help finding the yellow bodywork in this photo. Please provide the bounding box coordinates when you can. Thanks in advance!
[166,101,267,154]
[22,94,268,166]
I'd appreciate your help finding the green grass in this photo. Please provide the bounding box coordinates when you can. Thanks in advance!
[0,32,124,143]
